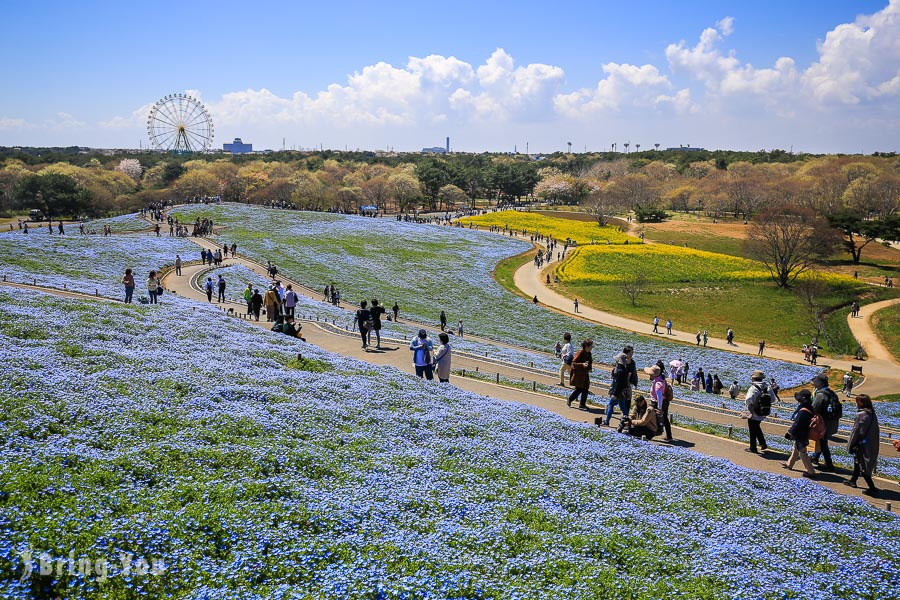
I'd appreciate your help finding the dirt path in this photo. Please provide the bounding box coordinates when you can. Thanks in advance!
[847,298,900,365]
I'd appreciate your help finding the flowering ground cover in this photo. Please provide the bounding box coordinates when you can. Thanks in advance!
[1,287,898,599]
[0,231,195,299]
[83,214,152,234]
[458,210,638,244]
[169,205,823,389]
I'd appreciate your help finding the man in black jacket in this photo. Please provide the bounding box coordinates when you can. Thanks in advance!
[605,351,634,426]
[810,373,839,471]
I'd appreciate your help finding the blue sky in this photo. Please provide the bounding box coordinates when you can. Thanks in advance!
[1,0,897,153]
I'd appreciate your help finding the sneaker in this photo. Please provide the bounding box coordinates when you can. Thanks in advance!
[843,480,858,488]
[759,445,768,451]
[745,448,758,454]
[802,472,817,480]
[566,397,573,407]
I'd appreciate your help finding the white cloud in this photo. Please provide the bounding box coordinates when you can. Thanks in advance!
[0,117,30,130]
[802,0,900,104]
[44,112,86,130]
[555,62,692,116]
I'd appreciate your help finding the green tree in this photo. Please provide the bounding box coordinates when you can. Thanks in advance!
[416,158,453,210]
[14,172,92,221]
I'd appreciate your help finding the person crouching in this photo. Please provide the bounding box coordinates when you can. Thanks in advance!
[618,395,659,440]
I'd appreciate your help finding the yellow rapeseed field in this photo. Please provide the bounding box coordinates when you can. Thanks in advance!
[459,211,639,244]
[557,244,859,286]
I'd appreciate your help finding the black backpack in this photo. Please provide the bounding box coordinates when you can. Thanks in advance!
[825,389,843,421]
[751,384,772,417]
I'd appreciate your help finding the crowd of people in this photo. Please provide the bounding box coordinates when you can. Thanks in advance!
[555,331,885,497]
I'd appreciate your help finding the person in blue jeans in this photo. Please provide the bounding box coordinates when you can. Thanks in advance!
[409,329,434,380]
[605,352,631,426]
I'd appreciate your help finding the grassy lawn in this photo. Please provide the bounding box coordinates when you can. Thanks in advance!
[495,248,535,301]
[872,302,900,363]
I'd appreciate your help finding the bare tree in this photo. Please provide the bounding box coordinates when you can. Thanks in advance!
[586,186,625,226]
[744,204,835,288]
[793,272,830,343]
[621,273,647,306]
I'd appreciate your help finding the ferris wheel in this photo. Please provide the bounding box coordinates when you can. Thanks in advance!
[147,93,214,153]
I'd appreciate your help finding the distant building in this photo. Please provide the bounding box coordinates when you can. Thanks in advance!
[421,146,447,154]
[224,138,252,153]
[665,145,706,152]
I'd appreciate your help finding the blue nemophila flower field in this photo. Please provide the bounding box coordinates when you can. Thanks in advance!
[0,287,897,599]
[171,204,823,389]
[0,230,195,299]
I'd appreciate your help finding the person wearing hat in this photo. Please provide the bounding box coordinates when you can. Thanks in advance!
[810,373,839,472]
[782,389,817,478]
[409,329,435,380]
[744,370,770,454]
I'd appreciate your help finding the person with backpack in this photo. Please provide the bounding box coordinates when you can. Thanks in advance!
[781,389,818,478]
[566,339,593,410]
[355,300,373,351]
[204,277,214,302]
[217,275,226,303]
[409,329,434,380]
[558,333,574,386]
[263,285,280,322]
[810,373,841,472]
[728,380,740,400]
[744,370,770,454]
[845,394,880,497]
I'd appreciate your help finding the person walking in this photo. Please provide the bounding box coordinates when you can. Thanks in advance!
[845,394,881,497]
[409,329,434,380]
[781,389,818,478]
[666,319,672,335]
[244,283,253,316]
[369,299,385,348]
[605,352,632,426]
[566,339,593,410]
[250,288,263,321]
[726,328,734,345]
[702,330,708,347]
[647,365,673,440]
[573,298,580,313]
[122,268,135,303]
[842,372,854,397]
[744,370,770,454]
[810,373,840,472]
[217,275,227,303]
[355,300,372,351]
[696,329,702,345]
[439,310,447,332]
[457,320,464,338]
[204,277,214,302]
[147,271,160,304]
[433,332,452,383]
[558,333,573,386]
[174,254,182,276]
[652,315,659,333]
[263,285,280,322]
[283,285,298,318]
[392,302,400,322]
[758,339,766,356]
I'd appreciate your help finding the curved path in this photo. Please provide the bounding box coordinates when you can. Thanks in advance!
[847,298,900,365]
[514,250,900,397]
